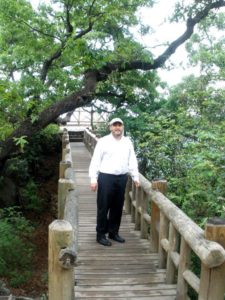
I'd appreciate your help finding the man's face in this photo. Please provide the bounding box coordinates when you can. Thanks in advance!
[110,122,124,138]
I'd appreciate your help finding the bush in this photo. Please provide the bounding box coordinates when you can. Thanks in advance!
[19,180,44,212]
[4,157,29,184]
[0,207,34,287]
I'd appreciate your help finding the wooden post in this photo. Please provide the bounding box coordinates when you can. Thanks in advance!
[124,176,132,214]
[176,237,191,300]
[140,191,149,239]
[48,220,74,300]
[199,217,225,300]
[150,202,159,252]
[151,180,167,252]
[59,161,72,179]
[158,212,169,267]
[152,180,167,194]
[58,179,74,219]
[62,137,70,153]
[166,223,179,283]
[131,182,136,223]
[135,186,141,230]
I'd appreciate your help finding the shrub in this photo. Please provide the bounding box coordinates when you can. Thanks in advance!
[19,180,44,212]
[0,207,34,287]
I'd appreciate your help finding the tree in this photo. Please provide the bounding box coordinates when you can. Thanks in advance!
[0,0,225,165]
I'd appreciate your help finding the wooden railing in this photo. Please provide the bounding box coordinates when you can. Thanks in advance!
[48,129,78,300]
[83,128,98,154]
[83,128,225,300]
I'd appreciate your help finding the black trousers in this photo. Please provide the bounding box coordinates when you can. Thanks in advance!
[96,172,128,237]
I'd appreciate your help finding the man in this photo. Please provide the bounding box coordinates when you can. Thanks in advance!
[89,117,140,246]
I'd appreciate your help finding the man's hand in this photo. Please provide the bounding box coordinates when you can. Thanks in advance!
[91,183,98,192]
[134,181,140,188]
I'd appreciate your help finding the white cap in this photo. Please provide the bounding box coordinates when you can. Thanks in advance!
[109,118,124,126]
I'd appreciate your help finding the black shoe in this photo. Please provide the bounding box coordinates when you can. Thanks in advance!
[96,235,112,246]
[108,233,125,243]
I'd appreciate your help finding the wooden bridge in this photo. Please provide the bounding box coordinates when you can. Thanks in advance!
[48,128,225,300]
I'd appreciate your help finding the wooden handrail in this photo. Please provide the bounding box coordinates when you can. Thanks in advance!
[83,128,225,300]
[48,129,77,300]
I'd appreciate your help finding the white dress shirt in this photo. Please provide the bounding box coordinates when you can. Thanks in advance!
[89,133,139,184]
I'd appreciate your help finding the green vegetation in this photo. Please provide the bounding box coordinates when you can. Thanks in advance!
[0,125,60,288]
[0,207,34,287]
[0,0,224,295]
[108,73,225,224]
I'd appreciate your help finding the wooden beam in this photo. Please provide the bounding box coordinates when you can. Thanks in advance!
[199,218,225,300]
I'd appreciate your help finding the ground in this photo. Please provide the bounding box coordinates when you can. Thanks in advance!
[11,211,54,298]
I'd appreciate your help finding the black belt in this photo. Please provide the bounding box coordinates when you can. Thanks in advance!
[99,172,127,177]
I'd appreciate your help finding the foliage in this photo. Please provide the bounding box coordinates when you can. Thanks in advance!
[94,67,225,225]
[4,157,29,184]
[117,73,225,224]
[13,135,28,153]
[0,207,34,287]
[0,0,155,139]
[20,179,44,212]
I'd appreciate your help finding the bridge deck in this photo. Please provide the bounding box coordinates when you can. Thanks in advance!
[71,142,176,299]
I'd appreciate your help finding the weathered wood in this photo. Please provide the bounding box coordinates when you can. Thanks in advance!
[64,167,75,180]
[58,178,75,219]
[176,237,191,300]
[64,189,79,255]
[166,223,179,283]
[158,212,169,268]
[150,201,160,252]
[143,213,151,224]
[182,270,200,294]
[125,176,132,214]
[199,218,225,300]
[151,192,225,268]
[62,146,70,161]
[140,191,149,239]
[152,180,167,194]
[48,220,74,300]
[59,160,72,179]
[72,142,177,300]
[69,136,225,300]
[62,137,70,152]
[134,186,141,230]
[151,180,167,253]
[170,251,180,269]
[131,184,136,223]
[64,150,72,163]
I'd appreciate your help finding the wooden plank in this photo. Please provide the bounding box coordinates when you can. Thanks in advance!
[71,142,176,300]
[75,285,176,297]
[76,276,166,285]
[75,297,175,300]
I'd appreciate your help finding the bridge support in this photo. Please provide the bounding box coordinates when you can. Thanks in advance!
[199,218,225,300]
[48,220,74,300]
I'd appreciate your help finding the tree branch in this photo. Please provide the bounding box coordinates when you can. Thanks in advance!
[97,0,225,77]
[40,0,96,83]
[40,44,66,82]
[21,19,61,41]
[1,1,225,164]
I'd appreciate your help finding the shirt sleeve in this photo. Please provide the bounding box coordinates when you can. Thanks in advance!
[89,139,102,184]
[128,139,139,182]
